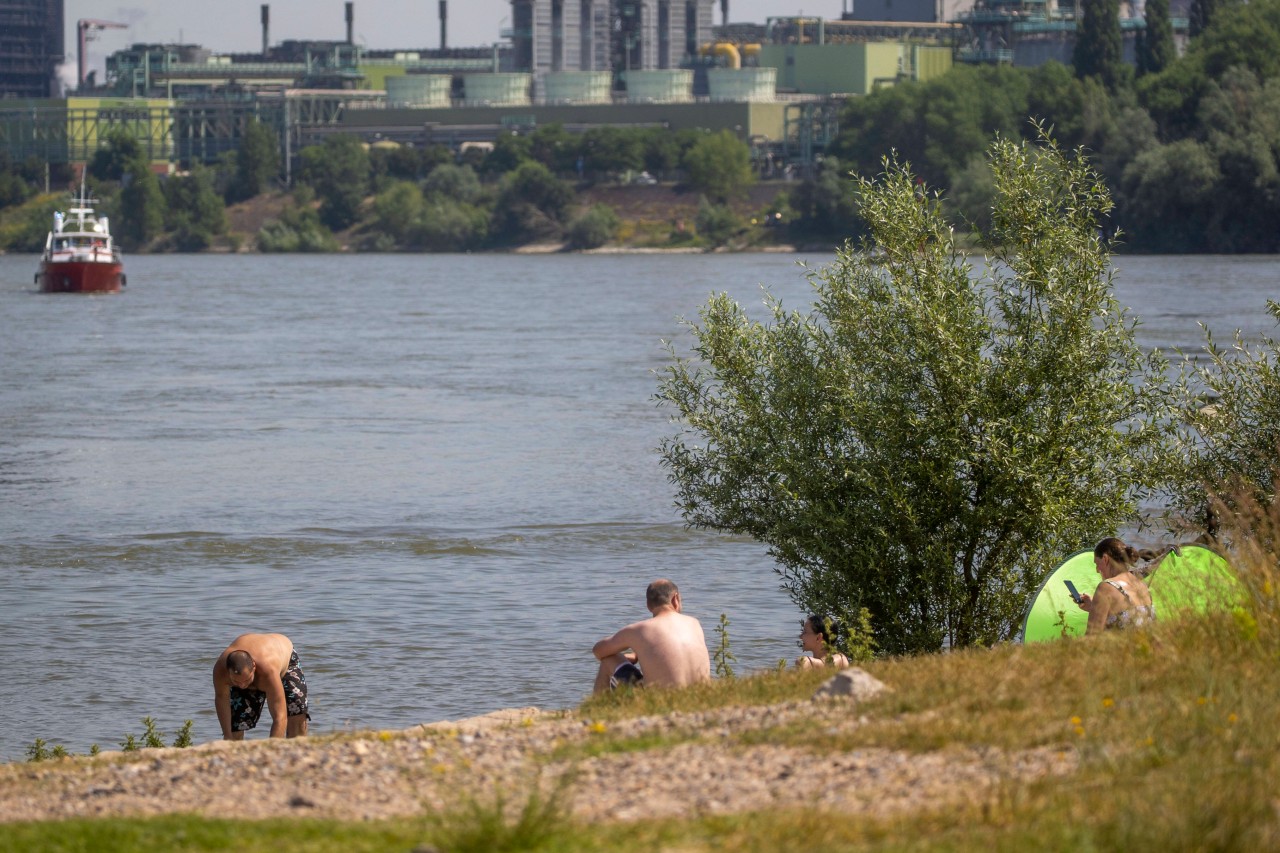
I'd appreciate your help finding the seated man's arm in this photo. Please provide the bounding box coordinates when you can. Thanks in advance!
[593,625,639,661]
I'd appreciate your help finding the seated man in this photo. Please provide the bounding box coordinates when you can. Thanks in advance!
[592,578,711,694]
[212,632,310,740]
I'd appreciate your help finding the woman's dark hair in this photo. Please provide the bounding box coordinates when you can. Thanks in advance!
[1093,537,1159,567]
[806,615,840,646]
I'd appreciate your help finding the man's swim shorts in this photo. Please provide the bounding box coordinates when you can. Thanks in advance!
[230,649,311,731]
[609,660,644,690]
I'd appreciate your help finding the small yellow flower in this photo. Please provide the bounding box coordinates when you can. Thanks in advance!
[1227,713,1239,725]
[377,731,394,742]
[1074,726,1085,737]
[1144,736,1154,747]
[522,717,535,727]
[1197,696,1208,706]
[1102,697,1115,709]
[589,721,607,734]
[1070,716,1082,726]
[432,763,450,774]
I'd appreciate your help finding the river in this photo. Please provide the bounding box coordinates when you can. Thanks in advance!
[0,251,1275,761]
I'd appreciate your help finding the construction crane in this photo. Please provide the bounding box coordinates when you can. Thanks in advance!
[78,19,128,89]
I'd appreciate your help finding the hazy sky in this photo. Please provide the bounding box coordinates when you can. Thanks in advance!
[65,1,847,82]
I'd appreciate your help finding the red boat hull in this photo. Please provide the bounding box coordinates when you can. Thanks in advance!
[38,260,125,294]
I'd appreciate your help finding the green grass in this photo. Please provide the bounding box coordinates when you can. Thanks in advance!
[7,502,1280,851]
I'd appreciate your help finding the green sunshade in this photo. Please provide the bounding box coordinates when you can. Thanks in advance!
[1022,544,1241,643]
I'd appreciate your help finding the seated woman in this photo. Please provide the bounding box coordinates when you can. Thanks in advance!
[1077,537,1157,634]
[796,615,850,669]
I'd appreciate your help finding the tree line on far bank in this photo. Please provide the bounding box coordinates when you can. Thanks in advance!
[0,122,768,254]
[2,0,1278,254]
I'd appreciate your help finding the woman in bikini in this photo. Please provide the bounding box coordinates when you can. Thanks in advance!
[796,615,850,669]
[1077,537,1157,634]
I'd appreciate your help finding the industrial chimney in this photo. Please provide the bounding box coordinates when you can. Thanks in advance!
[439,1,447,50]
[345,2,354,43]
[261,5,269,57]
[721,0,728,26]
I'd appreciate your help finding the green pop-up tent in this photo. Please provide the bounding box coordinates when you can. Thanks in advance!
[1022,544,1243,643]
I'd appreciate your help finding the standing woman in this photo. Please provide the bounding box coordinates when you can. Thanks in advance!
[796,615,850,669]
[1078,537,1157,634]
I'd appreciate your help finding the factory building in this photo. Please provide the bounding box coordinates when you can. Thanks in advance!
[508,1,717,100]
[0,0,64,99]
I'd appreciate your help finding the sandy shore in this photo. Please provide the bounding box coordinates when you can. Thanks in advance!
[0,682,1076,825]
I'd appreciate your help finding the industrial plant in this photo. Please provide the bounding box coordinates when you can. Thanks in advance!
[0,0,1186,172]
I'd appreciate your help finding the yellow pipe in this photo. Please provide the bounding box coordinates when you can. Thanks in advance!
[712,42,741,69]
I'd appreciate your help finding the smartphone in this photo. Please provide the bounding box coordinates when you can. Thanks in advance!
[1064,579,1083,603]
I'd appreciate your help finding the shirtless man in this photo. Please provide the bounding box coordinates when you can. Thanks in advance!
[592,579,711,694]
[212,633,310,740]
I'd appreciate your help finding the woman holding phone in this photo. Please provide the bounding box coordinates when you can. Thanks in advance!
[1077,537,1157,634]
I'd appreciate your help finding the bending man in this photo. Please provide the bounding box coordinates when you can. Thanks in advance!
[592,579,711,694]
[213,633,310,740]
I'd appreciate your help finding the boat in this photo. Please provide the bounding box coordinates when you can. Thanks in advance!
[36,183,126,294]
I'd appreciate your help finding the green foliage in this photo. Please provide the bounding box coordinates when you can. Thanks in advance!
[712,613,737,679]
[173,720,194,748]
[118,168,167,249]
[257,202,339,252]
[482,130,533,176]
[527,123,580,175]
[25,738,49,762]
[227,117,280,202]
[299,135,370,230]
[369,179,490,250]
[833,607,878,664]
[785,156,861,241]
[1190,0,1223,37]
[424,776,574,853]
[1122,68,1280,252]
[142,717,165,749]
[1139,0,1176,76]
[693,196,740,247]
[0,170,34,209]
[121,733,139,752]
[581,126,645,176]
[1074,0,1126,89]
[89,744,100,756]
[657,128,1174,654]
[89,129,146,182]
[163,166,226,251]
[832,64,1032,191]
[422,162,482,204]
[682,130,755,203]
[0,192,62,252]
[1170,301,1280,532]
[493,161,574,244]
[566,203,619,250]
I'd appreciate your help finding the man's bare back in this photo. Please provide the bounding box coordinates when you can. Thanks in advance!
[212,633,309,740]
[592,579,711,694]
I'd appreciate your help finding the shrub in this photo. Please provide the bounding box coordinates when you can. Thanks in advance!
[566,204,619,250]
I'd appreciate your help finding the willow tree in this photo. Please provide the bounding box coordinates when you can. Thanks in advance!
[657,128,1174,654]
